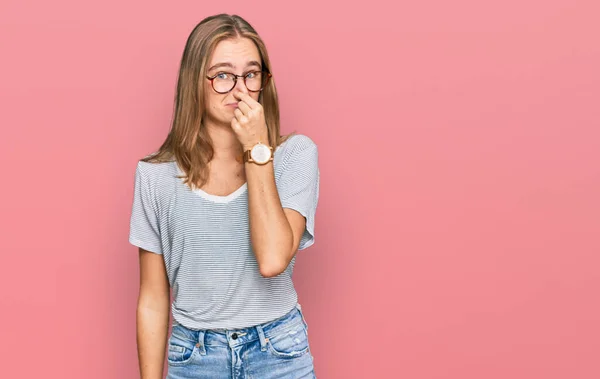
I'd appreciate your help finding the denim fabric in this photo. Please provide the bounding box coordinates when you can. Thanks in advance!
[166,303,316,378]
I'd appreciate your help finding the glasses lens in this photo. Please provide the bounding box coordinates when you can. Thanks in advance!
[213,73,235,93]
[245,71,267,91]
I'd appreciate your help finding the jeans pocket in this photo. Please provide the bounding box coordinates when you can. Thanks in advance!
[266,321,310,359]
[167,327,197,365]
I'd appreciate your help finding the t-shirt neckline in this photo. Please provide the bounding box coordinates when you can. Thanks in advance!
[191,182,248,203]
[174,161,248,204]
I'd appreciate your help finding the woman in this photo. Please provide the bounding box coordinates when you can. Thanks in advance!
[128,13,320,379]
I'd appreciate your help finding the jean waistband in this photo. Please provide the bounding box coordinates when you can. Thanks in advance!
[169,303,308,352]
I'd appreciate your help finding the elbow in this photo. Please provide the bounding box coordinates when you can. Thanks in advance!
[258,252,289,278]
[137,290,170,313]
[259,261,286,278]
[257,233,294,278]
[137,284,171,316]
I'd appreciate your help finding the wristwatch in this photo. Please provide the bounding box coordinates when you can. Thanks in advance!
[243,142,274,165]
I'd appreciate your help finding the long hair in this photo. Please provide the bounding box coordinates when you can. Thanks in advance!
[141,14,294,190]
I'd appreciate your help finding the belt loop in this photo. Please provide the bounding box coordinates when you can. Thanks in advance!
[197,330,207,355]
[255,324,268,352]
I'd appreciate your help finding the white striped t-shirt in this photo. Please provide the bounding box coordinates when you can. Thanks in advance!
[128,134,319,330]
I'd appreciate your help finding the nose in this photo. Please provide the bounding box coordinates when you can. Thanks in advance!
[233,75,249,93]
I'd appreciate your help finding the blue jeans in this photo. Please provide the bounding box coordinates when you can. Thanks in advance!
[166,303,316,378]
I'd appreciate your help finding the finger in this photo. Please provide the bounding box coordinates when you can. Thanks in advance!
[234,108,249,124]
[237,100,251,115]
[231,116,240,130]
[234,108,243,119]
[233,91,260,109]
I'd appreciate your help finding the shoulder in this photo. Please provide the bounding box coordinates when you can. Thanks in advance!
[279,133,317,151]
[134,159,179,187]
[273,134,319,182]
[275,134,318,163]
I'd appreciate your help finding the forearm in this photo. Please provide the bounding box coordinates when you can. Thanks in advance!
[136,298,170,379]
[245,160,293,277]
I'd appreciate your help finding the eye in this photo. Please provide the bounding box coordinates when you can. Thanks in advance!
[215,72,231,80]
[245,71,259,78]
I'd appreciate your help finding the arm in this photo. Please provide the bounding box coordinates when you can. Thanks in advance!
[245,160,304,277]
[231,91,316,277]
[137,248,170,379]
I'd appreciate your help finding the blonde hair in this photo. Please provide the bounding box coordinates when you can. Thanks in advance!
[141,14,294,190]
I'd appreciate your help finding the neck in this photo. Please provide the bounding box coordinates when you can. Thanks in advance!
[203,119,244,163]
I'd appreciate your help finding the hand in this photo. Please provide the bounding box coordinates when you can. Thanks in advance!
[231,90,269,150]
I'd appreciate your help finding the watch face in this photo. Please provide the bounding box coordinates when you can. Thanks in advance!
[251,143,271,164]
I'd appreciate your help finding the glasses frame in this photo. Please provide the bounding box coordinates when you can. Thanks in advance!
[205,69,272,94]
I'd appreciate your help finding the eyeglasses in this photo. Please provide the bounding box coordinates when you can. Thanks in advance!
[206,70,272,94]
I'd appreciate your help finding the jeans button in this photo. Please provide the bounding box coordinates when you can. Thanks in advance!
[232,333,238,340]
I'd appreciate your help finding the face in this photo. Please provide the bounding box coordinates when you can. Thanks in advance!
[203,38,263,127]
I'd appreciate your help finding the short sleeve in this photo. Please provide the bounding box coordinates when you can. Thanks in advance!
[129,162,163,254]
[278,135,320,250]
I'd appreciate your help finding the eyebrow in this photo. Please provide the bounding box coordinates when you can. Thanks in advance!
[207,60,262,72]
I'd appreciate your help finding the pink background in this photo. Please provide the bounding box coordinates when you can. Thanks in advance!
[1,0,599,378]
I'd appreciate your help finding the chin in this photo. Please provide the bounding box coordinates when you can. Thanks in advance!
[223,115,236,125]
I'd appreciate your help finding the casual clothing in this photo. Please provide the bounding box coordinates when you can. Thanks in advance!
[128,133,320,330]
[166,303,315,379]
